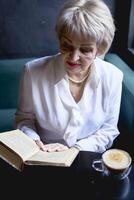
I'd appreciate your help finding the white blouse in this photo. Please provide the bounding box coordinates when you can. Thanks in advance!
[15,53,123,152]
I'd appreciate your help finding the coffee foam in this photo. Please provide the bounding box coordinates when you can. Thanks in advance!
[103,149,131,170]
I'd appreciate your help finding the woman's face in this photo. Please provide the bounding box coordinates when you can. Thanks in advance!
[60,33,98,75]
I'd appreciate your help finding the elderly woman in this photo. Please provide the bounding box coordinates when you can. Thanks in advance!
[15,0,123,153]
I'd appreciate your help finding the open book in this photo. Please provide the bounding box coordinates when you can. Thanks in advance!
[0,129,79,171]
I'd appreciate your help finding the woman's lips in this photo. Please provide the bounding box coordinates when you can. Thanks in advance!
[66,61,80,68]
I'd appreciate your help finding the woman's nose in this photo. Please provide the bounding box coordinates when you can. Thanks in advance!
[69,49,80,61]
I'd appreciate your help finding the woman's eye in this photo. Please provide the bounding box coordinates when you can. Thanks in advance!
[80,48,93,53]
[61,42,73,51]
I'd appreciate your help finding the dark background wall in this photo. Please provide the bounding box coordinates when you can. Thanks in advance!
[0,0,64,58]
[0,0,130,59]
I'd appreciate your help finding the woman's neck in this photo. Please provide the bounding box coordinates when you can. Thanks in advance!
[67,68,91,84]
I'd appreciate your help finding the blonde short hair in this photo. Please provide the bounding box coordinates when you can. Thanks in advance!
[55,0,115,55]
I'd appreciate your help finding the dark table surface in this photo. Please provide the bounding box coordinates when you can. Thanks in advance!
[0,151,134,200]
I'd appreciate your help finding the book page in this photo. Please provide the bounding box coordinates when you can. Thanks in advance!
[26,147,79,167]
[0,129,39,161]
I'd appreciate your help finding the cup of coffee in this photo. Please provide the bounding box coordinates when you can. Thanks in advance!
[92,149,132,180]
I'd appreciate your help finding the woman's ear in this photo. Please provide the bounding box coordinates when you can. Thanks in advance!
[96,47,106,60]
[98,54,105,60]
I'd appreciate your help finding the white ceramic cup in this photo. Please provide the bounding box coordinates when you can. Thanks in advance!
[92,149,132,180]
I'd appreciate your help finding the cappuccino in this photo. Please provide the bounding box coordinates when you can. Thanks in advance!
[103,149,131,170]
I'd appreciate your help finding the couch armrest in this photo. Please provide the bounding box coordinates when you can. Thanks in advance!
[105,53,134,154]
[0,108,16,132]
[105,53,134,97]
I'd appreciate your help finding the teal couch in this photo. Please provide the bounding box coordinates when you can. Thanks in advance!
[104,54,134,155]
[0,53,134,153]
[0,58,34,132]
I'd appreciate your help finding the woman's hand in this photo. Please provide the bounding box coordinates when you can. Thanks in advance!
[35,140,69,152]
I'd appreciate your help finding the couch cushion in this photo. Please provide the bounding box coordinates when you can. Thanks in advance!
[0,58,35,109]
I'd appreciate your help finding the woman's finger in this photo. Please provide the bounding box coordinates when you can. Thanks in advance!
[35,140,47,151]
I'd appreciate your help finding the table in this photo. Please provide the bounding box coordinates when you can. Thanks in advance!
[0,151,134,200]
